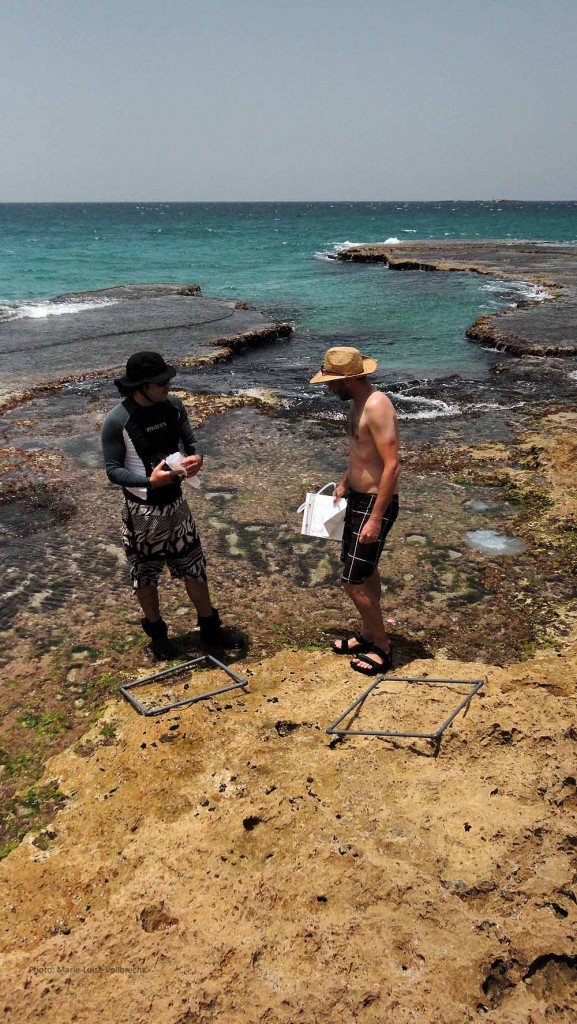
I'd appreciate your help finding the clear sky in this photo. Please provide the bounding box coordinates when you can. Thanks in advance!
[2,0,575,201]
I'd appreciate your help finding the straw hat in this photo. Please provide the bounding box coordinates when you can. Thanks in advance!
[310,347,378,384]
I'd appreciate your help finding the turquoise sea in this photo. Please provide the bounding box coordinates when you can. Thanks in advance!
[1,201,577,381]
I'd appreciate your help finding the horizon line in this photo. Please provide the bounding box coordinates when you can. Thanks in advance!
[0,198,576,205]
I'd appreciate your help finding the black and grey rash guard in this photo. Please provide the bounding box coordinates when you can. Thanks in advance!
[101,394,199,506]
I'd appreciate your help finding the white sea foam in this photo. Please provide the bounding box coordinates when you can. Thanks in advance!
[393,395,515,421]
[480,280,552,305]
[330,239,401,252]
[568,370,577,381]
[0,297,118,322]
[313,237,401,260]
[393,394,461,420]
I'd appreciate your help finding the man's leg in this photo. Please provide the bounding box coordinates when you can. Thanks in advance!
[136,584,161,623]
[332,573,378,653]
[364,568,381,603]
[135,580,175,660]
[338,493,399,668]
[184,574,245,648]
[122,498,175,658]
[184,575,213,617]
[343,571,391,657]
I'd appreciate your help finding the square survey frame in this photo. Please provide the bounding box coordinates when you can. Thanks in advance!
[120,655,249,717]
[326,676,485,740]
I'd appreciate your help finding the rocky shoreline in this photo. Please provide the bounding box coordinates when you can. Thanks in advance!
[0,273,576,1023]
[335,241,577,357]
[0,284,292,410]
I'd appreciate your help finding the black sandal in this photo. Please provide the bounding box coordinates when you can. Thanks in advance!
[331,633,371,656]
[350,644,393,676]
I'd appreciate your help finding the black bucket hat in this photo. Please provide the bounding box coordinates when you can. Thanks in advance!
[114,351,177,389]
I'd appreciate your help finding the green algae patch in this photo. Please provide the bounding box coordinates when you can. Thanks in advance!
[0,748,35,779]
[18,711,71,737]
[0,780,67,860]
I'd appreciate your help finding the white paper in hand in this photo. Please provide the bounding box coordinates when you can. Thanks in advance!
[165,452,201,488]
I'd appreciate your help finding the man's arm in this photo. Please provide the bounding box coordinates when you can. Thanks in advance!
[359,393,400,544]
[176,400,204,478]
[333,469,349,502]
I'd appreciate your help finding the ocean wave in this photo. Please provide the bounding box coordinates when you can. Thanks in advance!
[0,297,119,323]
[313,237,402,260]
[332,240,366,250]
[479,280,552,305]
[332,238,401,251]
[393,393,517,421]
[393,394,461,420]
[568,369,577,381]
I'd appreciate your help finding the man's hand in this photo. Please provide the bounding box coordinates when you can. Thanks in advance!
[333,482,347,503]
[150,460,180,488]
[359,515,382,544]
[180,454,203,478]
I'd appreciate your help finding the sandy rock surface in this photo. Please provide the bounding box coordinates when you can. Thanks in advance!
[1,637,576,1023]
[1,315,576,1021]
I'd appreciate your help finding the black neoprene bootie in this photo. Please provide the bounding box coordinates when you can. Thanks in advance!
[141,617,175,660]
[197,608,246,649]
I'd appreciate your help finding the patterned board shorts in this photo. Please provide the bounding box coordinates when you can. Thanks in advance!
[122,495,207,590]
[341,491,399,585]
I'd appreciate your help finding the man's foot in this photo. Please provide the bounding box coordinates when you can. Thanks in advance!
[141,617,176,661]
[350,643,393,676]
[331,633,371,655]
[197,608,246,650]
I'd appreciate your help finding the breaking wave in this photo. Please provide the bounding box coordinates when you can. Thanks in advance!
[392,393,517,421]
[0,297,118,323]
[479,279,552,308]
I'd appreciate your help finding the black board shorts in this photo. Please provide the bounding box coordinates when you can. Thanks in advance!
[341,491,399,585]
[122,495,206,590]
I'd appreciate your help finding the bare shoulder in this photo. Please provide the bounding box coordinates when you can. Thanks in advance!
[365,389,397,422]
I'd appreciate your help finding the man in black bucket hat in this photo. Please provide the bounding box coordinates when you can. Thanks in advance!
[101,351,244,659]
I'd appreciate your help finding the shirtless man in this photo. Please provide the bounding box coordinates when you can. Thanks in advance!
[310,347,400,674]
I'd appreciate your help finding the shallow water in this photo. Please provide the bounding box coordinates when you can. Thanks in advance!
[465,529,527,555]
[2,201,577,381]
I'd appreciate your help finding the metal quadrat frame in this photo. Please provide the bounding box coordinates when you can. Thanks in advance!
[326,675,485,741]
[120,655,249,717]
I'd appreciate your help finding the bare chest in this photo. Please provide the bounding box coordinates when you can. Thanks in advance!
[347,405,370,444]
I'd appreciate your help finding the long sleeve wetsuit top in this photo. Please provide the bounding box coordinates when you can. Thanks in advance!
[101,395,199,506]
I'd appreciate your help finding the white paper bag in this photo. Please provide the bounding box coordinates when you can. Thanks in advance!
[297,482,347,541]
